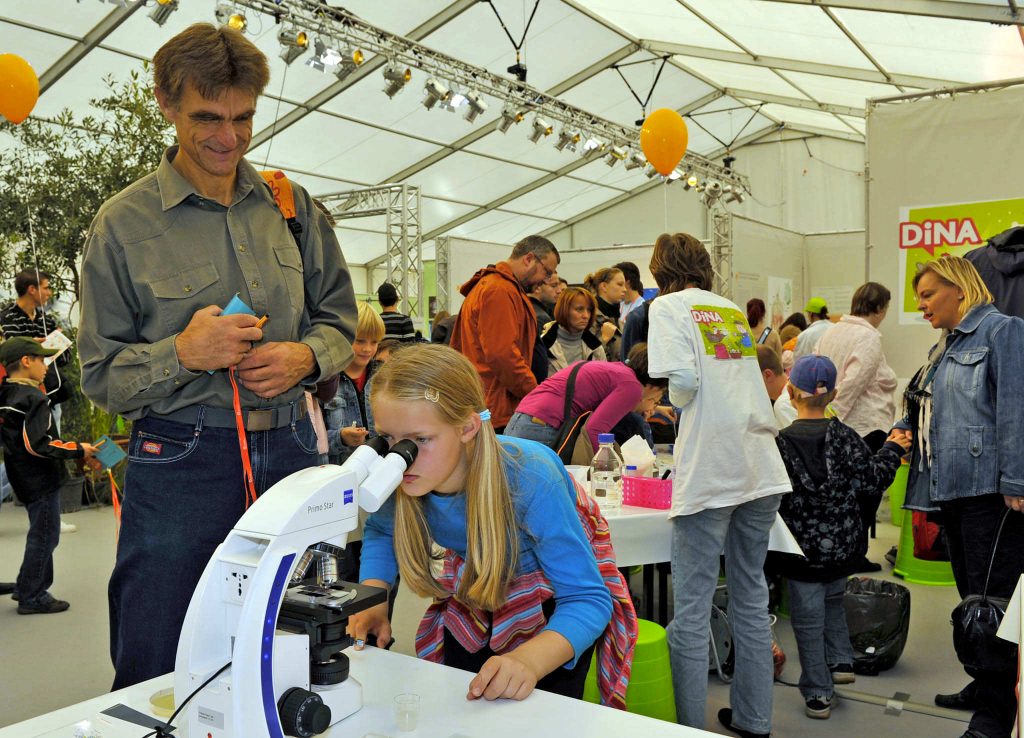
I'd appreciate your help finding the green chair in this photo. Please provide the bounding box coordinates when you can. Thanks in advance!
[887,462,909,529]
[584,619,676,722]
[892,507,956,586]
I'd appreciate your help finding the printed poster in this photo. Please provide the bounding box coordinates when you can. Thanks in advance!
[691,305,757,360]
[897,197,1024,324]
[766,277,792,330]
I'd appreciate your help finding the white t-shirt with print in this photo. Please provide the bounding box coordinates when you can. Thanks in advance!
[648,288,791,517]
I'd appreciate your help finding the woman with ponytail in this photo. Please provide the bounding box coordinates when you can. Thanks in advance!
[583,267,627,362]
[347,344,637,705]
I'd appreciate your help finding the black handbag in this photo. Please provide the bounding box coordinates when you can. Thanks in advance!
[551,362,595,466]
[950,509,1017,672]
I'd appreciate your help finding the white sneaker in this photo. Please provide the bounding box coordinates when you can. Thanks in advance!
[60,521,77,534]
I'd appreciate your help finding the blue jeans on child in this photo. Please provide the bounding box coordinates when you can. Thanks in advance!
[666,493,781,734]
[17,490,61,606]
[504,412,560,447]
[787,577,854,701]
[109,407,319,689]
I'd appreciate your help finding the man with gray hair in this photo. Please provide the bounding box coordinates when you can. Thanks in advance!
[450,235,560,430]
[78,23,356,688]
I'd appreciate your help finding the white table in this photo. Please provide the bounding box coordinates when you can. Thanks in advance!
[0,648,718,738]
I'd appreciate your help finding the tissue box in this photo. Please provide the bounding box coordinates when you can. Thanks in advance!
[622,476,672,510]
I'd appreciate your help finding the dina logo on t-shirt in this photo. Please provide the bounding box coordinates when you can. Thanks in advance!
[690,305,756,360]
[690,309,725,324]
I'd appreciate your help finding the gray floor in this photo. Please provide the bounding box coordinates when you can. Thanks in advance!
[0,500,974,736]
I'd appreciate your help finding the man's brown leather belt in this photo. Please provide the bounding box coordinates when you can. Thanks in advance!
[150,400,307,431]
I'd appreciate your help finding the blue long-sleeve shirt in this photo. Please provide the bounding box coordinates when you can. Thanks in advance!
[361,436,613,664]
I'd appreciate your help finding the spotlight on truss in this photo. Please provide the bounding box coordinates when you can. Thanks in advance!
[423,78,451,111]
[702,181,723,208]
[644,165,660,180]
[582,136,604,153]
[463,91,488,123]
[382,63,412,98]
[277,26,309,66]
[724,185,745,204]
[497,104,525,133]
[686,175,698,190]
[528,116,553,144]
[623,151,646,171]
[604,146,627,167]
[148,0,178,26]
[555,128,581,152]
[214,3,246,31]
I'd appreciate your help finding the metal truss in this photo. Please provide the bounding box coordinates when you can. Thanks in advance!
[318,184,423,319]
[711,211,734,301]
[434,236,451,315]
[228,0,749,192]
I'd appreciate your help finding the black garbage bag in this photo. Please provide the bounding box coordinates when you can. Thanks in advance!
[843,577,912,675]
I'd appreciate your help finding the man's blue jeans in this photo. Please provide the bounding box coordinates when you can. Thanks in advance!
[109,407,320,689]
[17,490,61,605]
[666,494,781,734]
[787,576,854,701]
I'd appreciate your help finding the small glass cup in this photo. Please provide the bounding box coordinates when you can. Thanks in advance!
[394,693,420,732]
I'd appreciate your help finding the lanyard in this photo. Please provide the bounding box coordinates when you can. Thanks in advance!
[228,367,259,508]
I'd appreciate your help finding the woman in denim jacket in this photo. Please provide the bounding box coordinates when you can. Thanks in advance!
[909,256,1024,738]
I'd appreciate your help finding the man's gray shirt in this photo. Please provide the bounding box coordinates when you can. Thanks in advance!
[78,146,356,418]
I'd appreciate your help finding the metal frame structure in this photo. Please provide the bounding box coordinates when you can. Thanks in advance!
[318,184,423,319]
[434,236,451,315]
[711,210,734,301]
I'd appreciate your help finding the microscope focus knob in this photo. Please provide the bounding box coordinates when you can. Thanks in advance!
[278,687,332,737]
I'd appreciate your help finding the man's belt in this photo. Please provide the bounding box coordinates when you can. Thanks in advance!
[151,400,307,432]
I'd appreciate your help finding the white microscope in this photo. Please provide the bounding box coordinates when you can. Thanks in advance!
[173,436,417,738]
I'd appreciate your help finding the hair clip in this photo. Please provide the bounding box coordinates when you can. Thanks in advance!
[478,409,491,423]
[424,388,440,403]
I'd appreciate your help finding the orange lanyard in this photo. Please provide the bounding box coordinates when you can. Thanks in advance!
[228,367,259,508]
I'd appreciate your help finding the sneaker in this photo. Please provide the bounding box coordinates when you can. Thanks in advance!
[17,594,70,615]
[60,521,77,534]
[935,687,978,711]
[717,708,770,738]
[805,695,835,719]
[884,546,898,565]
[831,663,856,684]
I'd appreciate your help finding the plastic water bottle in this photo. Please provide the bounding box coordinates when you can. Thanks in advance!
[590,434,623,512]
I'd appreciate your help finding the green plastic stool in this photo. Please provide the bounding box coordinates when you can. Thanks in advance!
[892,507,956,586]
[583,619,676,722]
[887,462,909,529]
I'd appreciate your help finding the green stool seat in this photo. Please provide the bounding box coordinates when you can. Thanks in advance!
[888,462,909,529]
[893,507,956,586]
[584,619,676,722]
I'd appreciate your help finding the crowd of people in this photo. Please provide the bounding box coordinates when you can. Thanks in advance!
[1,20,1022,738]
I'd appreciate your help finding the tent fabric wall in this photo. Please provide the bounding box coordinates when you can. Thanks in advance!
[866,82,1024,379]
[447,237,515,314]
[805,230,867,316]
[731,216,805,320]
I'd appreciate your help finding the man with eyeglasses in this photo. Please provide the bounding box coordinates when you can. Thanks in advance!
[450,235,561,432]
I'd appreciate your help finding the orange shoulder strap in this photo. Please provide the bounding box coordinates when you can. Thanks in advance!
[260,169,297,220]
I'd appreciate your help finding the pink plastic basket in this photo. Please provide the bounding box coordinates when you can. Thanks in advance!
[622,476,673,510]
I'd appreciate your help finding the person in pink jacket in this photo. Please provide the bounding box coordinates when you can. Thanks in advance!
[816,281,898,572]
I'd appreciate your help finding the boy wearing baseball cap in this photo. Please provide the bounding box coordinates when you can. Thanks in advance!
[773,355,910,719]
[0,337,97,614]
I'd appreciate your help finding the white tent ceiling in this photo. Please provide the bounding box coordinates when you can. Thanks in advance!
[3,0,1024,265]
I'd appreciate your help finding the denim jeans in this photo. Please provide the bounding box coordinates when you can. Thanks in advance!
[666,493,782,733]
[504,411,560,447]
[17,490,61,605]
[109,407,319,689]
[787,577,853,700]
[941,493,1024,738]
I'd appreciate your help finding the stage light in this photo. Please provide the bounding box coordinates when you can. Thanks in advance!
[148,0,178,26]
[686,175,698,190]
[604,146,627,167]
[724,185,744,204]
[555,128,581,152]
[623,151,646,170]
[423,78,450,110]
[529,116,553,143]
[702,181,723,208]
[382,63,412,98]
[463,91,488,123]
[582,136,604,153]
[497,104,524,133]
[215,3,247,31]
[277,26,309,65]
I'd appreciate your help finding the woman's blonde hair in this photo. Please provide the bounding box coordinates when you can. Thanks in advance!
[370,345,518,611]
[552,287,597,332]
[356,302,385,342]
[583,267,623,296]
[912,255,993,318]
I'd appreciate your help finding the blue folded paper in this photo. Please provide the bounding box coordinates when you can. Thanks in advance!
[93,434,127,469]
[208,293,258,374]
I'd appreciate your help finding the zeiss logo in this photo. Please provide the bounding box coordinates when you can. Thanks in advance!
[344,489,354,504]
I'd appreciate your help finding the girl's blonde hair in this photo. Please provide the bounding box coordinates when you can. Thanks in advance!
[912,255,993,319]
[370,344,518,611]
[356,301,385,342]
[583,267,623,296]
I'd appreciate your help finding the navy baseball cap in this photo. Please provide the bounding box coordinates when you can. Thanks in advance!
[789,355,837,396]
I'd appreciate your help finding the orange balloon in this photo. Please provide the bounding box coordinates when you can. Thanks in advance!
[0,54,40,125]
[640,108,688,176]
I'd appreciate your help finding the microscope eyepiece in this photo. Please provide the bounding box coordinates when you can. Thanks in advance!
[365,435,389,456]
[389,439,418,467]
